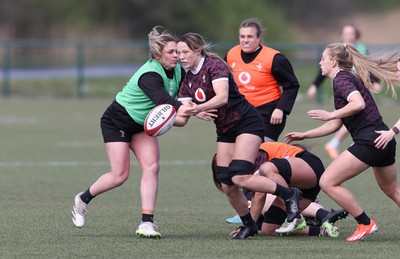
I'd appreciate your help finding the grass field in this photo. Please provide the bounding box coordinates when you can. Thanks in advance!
[1,97,399,258]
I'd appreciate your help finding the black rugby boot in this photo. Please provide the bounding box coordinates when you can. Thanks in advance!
[285,188,302,222]
[323,209,349,224]
[232,224,258,240]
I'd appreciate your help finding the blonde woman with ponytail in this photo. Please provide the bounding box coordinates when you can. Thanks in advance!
[285,43,400,242]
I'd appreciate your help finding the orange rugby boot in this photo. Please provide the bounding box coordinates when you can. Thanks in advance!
[345,219,378,242]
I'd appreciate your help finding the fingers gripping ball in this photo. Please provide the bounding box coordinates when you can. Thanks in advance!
[144,104,176,137]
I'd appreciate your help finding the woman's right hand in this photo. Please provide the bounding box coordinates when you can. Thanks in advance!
[177,102,198,117]
[178,101,204,116]
[284,132,306,144]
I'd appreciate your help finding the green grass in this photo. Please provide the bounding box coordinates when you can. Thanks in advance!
[0,97,399,258]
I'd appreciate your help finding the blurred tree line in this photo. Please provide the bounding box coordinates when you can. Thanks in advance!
[0,0,399,41]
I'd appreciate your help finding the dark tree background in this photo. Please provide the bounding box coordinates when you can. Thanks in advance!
[0,0,399,41]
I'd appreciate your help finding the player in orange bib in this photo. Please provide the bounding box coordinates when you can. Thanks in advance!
[224,17,300,225]
[225,18,299,142]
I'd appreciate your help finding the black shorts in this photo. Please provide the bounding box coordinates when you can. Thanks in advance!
[295,151,324,201]
[217,109,264,143]
[256,101,287,141]
[100,100,144,143]
[269,151,324,202]
[347,139,396,167]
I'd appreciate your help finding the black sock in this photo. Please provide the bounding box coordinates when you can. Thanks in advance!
[244,191,253,201]
[142,213,154,223]
[80,188,94,204]
[256,214,264,230]
[308,226,320,236]
[354,212,371,225]
[316,209,329,222]
[240,212,255,227]
[273,184,294,200]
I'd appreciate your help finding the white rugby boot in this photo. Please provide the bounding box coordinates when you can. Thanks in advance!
[71,192,88,228]
[135,221,162,239]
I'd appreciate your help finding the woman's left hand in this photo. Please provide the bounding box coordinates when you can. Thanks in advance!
[196,110,218,121]
[374,130,394,149]
[270,109,283,125]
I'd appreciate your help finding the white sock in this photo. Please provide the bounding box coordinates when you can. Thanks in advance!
[326,137,340,149]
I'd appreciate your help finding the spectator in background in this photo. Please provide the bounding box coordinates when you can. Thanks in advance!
[307,24,381,160]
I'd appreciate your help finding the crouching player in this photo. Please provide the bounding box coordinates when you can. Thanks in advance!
[212,142,348,237]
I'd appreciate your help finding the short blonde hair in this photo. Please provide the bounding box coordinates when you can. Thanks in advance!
[148,26,177,59]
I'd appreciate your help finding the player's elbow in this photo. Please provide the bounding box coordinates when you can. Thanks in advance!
[350,101,365,113]
[218,94,228,106]
[357,101,365,111]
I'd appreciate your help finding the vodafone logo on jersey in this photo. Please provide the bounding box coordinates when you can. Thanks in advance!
[238,71,251,84]
[194,88,206,102]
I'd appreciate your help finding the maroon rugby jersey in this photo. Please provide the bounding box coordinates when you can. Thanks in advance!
[178,56,255,135]
[333,70,387,141]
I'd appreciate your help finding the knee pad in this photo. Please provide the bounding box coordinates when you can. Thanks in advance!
[228,160,254,177]
[263,205,286,225]
[270,158,292,185]
[216,166,233,186]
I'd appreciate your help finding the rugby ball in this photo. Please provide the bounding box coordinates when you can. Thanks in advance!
[144,104,176,137]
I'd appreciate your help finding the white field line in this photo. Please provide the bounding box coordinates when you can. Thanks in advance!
[0,160,209,167]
